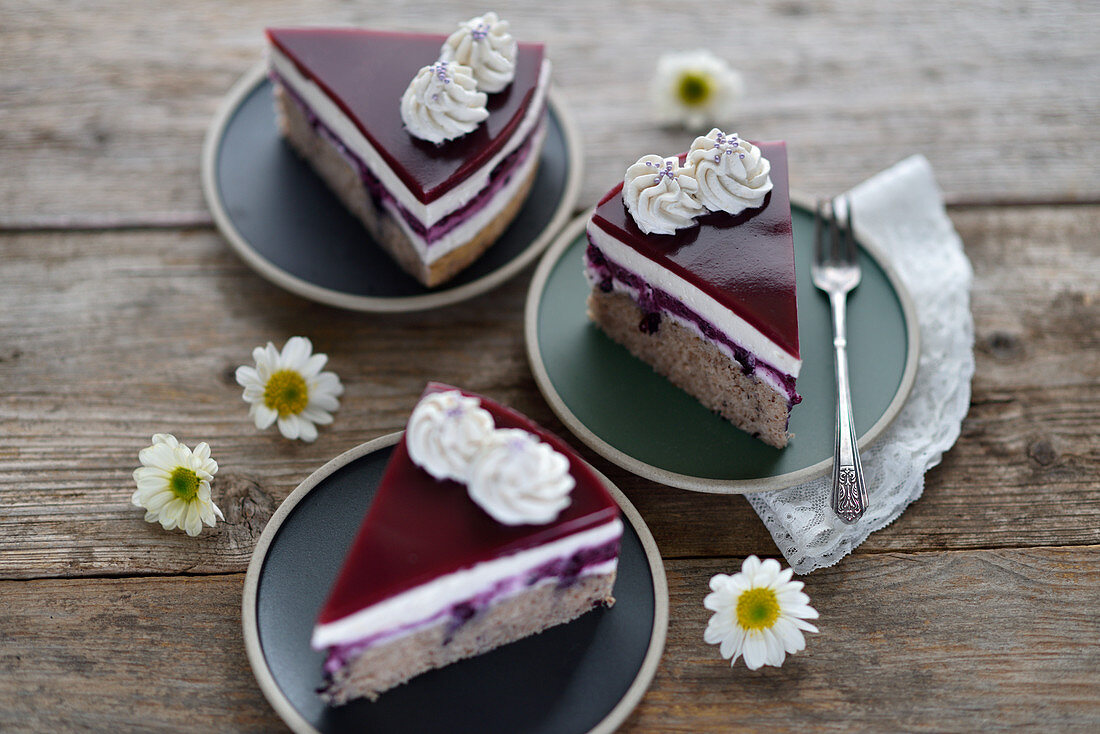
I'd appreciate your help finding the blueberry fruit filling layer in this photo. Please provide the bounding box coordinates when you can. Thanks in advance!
[586,240,802,405]
[274,71,543,247]
[321,537,620,674]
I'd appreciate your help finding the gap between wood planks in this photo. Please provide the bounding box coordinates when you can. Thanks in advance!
[3,198,1100,234]
[4,543,1097,585]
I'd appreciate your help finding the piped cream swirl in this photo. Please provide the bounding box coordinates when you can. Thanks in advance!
[467,429,574,525]
[406,390,494,482]
[440,12,517,94]
[400,60,489,144]
[623,155,704,235]
[683,129,772,215]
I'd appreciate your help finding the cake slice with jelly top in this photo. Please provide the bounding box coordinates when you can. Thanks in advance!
[266,28,547,205]
[585,138,801,447]
[312,383,622,703]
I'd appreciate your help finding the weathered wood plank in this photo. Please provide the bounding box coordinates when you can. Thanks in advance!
[0,574,283,733]
[1,547,1097,732]
[627,547,1100,733]
[0,205,1097,577]
[1,0,1098,227]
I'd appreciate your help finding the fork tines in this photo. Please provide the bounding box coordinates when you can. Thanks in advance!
[814,197,855,264]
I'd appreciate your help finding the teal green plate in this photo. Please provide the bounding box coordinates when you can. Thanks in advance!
[524,205,919,493]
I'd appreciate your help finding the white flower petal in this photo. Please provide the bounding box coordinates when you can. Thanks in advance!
[762,629,787,667]
[297,419,318,443]
[719,626,745,661]
[772,617,806,654]
[151,433,178,449]
[158,502,182,530]
[251,403,278,430]
[300,353,327,378]
[182,503,203,537]
[281,336,312,369]
[300,406,333,425]
[277,415,301,440]
[741,634,767,670]
[306,392,340,413]
[235,365,261,388]
[704,621,728,645]
[789,617,820,634]
[242,384,265,401]
[782,603,820,620]
[310,371,344,397]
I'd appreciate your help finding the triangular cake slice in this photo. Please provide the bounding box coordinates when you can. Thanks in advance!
[266,22,551,286]
[585,140,801,447]
[313,383,622,704]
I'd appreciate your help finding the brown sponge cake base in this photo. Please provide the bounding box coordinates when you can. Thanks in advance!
[274,84,540,288]
[321,572,616,705]
[587,288,792,448]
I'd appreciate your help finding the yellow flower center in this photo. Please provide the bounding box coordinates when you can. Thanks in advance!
[169,467,199,502]
[737,587,780,630]
[677,71,713,107]
[264,369,309,417]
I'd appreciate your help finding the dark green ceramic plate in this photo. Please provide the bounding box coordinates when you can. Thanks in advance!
[242,433,668,734]
[202,64,582,313]
[525,207,919,493]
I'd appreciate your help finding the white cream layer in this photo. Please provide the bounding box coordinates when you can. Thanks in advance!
[586,219,802,380]
[269,47,551,229]
[379,120,546,265]
[311,517,623,649]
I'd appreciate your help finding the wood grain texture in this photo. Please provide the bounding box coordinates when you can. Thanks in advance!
[628,547,1100,733]
[2,0,1098,227]
[0,206,1097,578]
[0,574,283,733]
[2,547,1097,733]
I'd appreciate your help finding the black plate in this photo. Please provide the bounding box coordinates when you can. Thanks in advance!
[203,65,581,311]
[243,434,668,734]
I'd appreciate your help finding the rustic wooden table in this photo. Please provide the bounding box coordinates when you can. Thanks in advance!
[3,2,1098,731]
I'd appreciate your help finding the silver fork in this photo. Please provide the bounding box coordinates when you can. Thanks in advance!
[812,198,868,524]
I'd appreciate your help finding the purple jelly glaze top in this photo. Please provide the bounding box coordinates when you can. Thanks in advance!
[589,142,799,359]
[315,383,620,628]
[274,70,543,245]
[266,28,546,204]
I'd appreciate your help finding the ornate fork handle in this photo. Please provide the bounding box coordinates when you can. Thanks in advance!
[828,290,867,523]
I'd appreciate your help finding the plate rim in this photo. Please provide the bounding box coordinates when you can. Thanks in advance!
[242,431,670,734]
[524,198,921,494]
[201,62,584,313]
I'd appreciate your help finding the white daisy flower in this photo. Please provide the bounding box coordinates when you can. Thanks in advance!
[651,49,745,130]
[235,336,344,442]
[131,434,224,537]
[704,555,819,670]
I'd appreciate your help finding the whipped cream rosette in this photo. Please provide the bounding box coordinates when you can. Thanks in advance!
[683,129,773,215]
[623,154,705,235]
[400,60,489,144]
[467,428,575,525]
[440,12,518,94]
[406,389,494,482]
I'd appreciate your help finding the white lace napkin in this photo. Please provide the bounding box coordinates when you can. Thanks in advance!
[747,155,975,573]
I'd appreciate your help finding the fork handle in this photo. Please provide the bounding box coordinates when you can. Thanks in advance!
[828,291,868,523]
